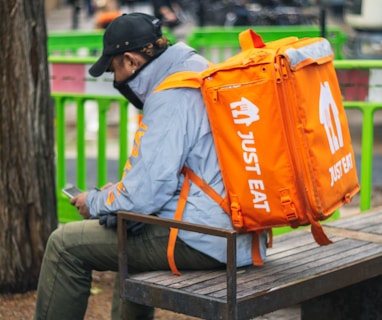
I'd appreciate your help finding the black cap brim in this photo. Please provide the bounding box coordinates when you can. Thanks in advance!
[89,54,114,77]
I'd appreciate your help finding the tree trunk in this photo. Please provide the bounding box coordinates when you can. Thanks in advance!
[0,0,57,293]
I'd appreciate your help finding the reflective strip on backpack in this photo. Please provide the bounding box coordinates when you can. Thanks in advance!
[285,39,333,68]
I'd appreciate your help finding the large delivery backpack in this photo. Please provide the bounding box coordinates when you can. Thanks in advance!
[156,29,360,275]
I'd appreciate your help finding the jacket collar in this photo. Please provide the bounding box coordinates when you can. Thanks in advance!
[127,42,197,108]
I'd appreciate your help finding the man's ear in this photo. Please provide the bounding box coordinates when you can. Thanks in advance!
[123,52,135,67]
[123,51,147,69]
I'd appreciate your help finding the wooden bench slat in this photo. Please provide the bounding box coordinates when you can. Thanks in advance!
[133,270,223,287]
[323,225,382,242]
[130,270,174,281]
[202,239,379,299]
[324,210,382,231]
[234,240,372,288]
[235,242,382,296]
[364,225,382,234]
[184,236,360,294]
[168,270,226,289]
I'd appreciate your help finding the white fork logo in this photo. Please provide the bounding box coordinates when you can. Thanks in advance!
[319,81,343,154]
[230,97,260,126]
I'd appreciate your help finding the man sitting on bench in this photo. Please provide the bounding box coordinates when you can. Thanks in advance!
[34,12,267,320]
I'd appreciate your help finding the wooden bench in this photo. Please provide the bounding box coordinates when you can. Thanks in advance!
[117,207,382,320]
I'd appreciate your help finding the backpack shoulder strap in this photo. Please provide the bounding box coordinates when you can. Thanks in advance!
[183,166,230,214]
[154,71,203,92]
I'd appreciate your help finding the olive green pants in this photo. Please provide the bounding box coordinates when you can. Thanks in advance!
[34,219,224,320]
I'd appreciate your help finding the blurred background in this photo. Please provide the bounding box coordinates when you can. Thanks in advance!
[45,0,382,59]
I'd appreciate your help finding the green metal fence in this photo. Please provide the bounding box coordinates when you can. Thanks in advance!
[186,25,347,62]
[53,93,131,222]
[49,54,135,222]
[48,25,346,59]
[334,60,382,211]
[49,28,381,223]
[48,28,177,57]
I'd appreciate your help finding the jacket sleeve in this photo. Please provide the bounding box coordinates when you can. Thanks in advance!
[86,88,199,216]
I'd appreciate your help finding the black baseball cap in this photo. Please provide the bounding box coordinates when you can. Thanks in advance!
[89,13,163,77]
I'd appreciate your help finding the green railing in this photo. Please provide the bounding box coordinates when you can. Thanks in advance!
[49,28,381,223]
[50,55,134,222]
[48,28,177,56]
[186,25,347,62]
[334,60,382,211]
[48,25,346,59]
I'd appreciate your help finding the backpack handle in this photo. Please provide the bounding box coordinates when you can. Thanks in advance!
[239,29,266,51]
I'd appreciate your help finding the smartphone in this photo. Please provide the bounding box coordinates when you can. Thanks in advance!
[62,185,83,199]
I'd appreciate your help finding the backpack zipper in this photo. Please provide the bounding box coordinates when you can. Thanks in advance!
[276,56,323,219]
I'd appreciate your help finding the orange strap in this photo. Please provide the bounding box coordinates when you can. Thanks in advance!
[251,233,264,266]
[310,219,332,245]
[154,71,202,92]
[182,167,230,214]
[304,209,332,246]
[251,228,274,267]
[167,166,231,275]
[167,168,191,275]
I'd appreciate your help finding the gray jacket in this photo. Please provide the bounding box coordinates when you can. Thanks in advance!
[86,42,267,266]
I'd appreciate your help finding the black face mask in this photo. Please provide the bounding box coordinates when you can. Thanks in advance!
[112,47,167,109]
[113,79,144,110]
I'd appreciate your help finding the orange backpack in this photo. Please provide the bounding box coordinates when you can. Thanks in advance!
[156,29,360,275]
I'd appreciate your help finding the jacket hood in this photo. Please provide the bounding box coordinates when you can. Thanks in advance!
[126,42,208,107]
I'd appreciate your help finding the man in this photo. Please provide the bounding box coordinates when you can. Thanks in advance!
[34,13,267,320]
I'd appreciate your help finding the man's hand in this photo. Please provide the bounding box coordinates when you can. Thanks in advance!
[69,183,113,219]
[70,192,90,219]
